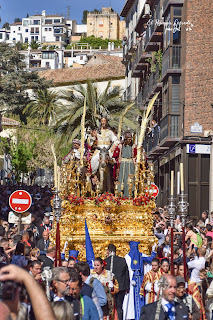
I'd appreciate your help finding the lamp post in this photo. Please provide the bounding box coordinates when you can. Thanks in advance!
[177,192,189,281]
[53,188,62,267]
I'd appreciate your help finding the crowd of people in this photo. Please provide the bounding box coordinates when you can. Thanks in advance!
[1,182,213,319]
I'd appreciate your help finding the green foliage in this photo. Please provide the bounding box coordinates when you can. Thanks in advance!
[30,40,40,49]
[14,18,21,23]
[24,89,63,126]
[0,137,11,155]
[55,80,137,146]
[0,43,51,120]
[10,137,36,181]
[78,35,122,49]
[81,10,89,24]
[3,22,10,29]
[146,50,162,75]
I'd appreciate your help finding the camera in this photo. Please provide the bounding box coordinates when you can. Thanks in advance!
[0,280,19,300]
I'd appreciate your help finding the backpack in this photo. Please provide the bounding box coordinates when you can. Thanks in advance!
[89,277,114,316]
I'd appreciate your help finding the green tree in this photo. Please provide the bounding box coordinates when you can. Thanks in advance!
[2,22,10,29]
[10,138,36,182]
[14,18,21,23]
[29,40,40,49]
[78,36,122,49]
[81,10,89,24]
[55,80,137,146]
[0,43,51,121]
[24,89,63,126]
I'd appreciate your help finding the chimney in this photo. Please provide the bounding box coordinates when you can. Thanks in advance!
[42,10,46,17]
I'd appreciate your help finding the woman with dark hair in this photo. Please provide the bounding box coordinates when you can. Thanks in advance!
[91,257,119,319]
[11,242,28,268]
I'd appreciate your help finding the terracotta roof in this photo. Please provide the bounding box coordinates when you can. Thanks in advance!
[39,57,125,85]
[87,54,123,65]
[2,117,20,127]
[10,22,22,26]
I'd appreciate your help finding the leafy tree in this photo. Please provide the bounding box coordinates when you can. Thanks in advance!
[81,10,89,24]
[10,138,36,182]
[78,36,122,49]
[23,89,63,126]
[14,18,21,23]
[0,43,51,121]
[29,40,40,50]
[3,22,10,29]
[55,80,137,146]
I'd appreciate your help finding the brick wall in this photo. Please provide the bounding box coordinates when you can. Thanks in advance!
[182,0,213,136]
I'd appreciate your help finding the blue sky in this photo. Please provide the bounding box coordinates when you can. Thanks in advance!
[0,0,125,27]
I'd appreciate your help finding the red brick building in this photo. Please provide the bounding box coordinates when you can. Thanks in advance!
[121,0,213,217]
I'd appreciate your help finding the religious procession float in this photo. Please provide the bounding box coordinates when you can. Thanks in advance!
[50,94,160,260]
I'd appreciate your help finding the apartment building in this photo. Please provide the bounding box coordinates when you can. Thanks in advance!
[87,7,126,40]
[121,0,213,217]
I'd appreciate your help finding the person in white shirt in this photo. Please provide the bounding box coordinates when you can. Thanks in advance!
[187,247,206,285]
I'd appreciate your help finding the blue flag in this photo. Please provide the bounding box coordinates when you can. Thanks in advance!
[85,219,95,268]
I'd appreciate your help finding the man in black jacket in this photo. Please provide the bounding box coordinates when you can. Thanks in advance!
[104,244,130,320]
[40,246,55,269]
[36,230,50,255]
[140,274,189,320]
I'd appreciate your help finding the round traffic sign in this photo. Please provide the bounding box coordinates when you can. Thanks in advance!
[9,190,32,213]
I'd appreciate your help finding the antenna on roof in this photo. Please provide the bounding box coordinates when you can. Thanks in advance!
[67,6,70,20]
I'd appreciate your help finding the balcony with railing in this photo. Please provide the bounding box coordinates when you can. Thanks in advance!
[159,114,180,146]
[144,23,162,52]
[132,38,151,77]
[162,45,181,79]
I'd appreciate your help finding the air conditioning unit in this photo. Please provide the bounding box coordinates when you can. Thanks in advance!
[144,4,150,15]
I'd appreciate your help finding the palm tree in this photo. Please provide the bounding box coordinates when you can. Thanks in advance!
[23,88,63,126]
[55,80,140,146]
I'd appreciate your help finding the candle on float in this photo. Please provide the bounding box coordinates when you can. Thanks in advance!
[177,171,180,195]
[171,170,174,196]
[57,166,60,191]
[180,163,184,192]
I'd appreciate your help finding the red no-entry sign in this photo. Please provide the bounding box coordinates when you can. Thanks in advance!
[9,190,32,213]
[145,183,159,198]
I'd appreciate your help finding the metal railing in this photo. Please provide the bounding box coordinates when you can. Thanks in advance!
[160,114,180,141]
[162,46,181,75]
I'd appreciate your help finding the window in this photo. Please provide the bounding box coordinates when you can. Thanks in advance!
[35,36,38,40]
[42,52,54,59]
[99,31,103,38]
[46,62,50,67]
[18,27,21,31]
[49,28,52,31]
[25,37,28,43]
[33,20,40,25]
[99,20,103,26]
[23,20,29,27]
[13,38,16,40]
[45,28,48,31]
[45,19,52,24]
[0,34,2,39]
[55,36,60,41]
[80,56,83,60]
[54,19,60,23]
[25,28,28,32]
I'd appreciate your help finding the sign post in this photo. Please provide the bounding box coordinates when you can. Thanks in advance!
[9,190,32,233]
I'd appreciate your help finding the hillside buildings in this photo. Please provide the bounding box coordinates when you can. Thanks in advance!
[121,0,213,217]
[87,7,126,40]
